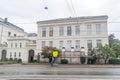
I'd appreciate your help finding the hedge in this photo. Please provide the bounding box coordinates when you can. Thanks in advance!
[80,57,86,64]
[109,58,120,64]
[61,59,68,64]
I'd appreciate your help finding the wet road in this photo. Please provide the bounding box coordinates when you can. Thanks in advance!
[0,64,120,80]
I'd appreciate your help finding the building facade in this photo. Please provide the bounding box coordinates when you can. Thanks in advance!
[0,15,109,63]
[37,15,108,63]
[0,18,27,44]
[0,18,37,62]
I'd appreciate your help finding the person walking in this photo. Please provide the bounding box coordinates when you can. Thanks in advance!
[50,51,58,67]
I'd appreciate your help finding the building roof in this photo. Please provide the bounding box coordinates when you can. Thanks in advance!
[27,33,37,37]
[0,17,24,32]
[37,15,108,24]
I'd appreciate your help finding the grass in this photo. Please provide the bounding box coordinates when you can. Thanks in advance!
[0,61,14,65]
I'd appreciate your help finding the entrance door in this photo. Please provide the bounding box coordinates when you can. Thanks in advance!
[28,50,34,63]
[1,50,7,61]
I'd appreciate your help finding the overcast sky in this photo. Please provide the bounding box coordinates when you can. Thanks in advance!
[0,0,120,39]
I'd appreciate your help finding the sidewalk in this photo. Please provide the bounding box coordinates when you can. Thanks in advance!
[54,64,120,68]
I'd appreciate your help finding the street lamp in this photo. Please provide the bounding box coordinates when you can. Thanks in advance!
[62,47,65,59]
[37,52,40,62]
[71,47,74,64]
[81,47,88,64]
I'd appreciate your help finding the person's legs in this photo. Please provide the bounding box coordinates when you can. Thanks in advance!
[50,57,54,66]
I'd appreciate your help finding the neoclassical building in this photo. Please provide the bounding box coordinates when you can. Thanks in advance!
[0,15,109,63]
[37,15,108,63]
[0,18,37,63]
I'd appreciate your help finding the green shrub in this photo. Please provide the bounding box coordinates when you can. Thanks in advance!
[88,57,97,64]
[61,59,68,64]
[109,58,120,64]
[80,57,86,64]
[17,58,22,63]
[9,58,13,61]
[31,60,38,63]
[14,58,18,62]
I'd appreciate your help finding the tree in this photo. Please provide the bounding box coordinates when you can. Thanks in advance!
[109,34,119,47]
[99,45,115,64]
[111,42,120,57]
[108,34,120,57]
[88,48,100,64]
[41,46,61,63]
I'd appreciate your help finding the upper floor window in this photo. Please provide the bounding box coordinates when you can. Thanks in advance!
[75,25,80,35]
[49,27,53,37]
[96,40,102,48]
[20,43,22,48]
[67,26,72,36]
[11,43,13,48]
[75,40,80,49]
[42,28,46,37]
[8,32,11,37]
[14,34,16,37]
[59,41,64,49]
[59,27,64,36]
[96,24,101,34]
[87,40,92,48]
[67,40,72,50]
[15,43,17,48]
[87,24,92,35]
[19,52,21,57]
[14,52,16,58]
[41,41,46,48]
[49,41,53,47]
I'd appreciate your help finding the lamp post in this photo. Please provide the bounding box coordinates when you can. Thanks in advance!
[81,47,88,64]
[62,47,65,59]
[39,51,42,62]
[71,47,74,64]
[37,52,40,62]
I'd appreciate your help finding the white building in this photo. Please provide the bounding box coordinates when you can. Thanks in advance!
[0,18,27,44]
[0,18,37,63]
[7,36,36,63]
[0,15,109,63]
[37,15,108,63]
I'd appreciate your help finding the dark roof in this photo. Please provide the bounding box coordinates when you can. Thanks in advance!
[27,33,37,37]
[0,18,24,32]
[37,15,108,23]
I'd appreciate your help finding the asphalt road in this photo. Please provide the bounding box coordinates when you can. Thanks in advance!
[0,64,120,80]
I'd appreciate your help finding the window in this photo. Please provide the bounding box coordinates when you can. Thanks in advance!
[14,34,16,37]
[97,40,102,48]
[49,41,53,47]
[87,40,92,48]
[19,52,21,57]
[42,28,46,37]
[11,43,13,48]
[10,52,12,58]
[67,26,72,36]
[15,43,17,48]
[14,52,16,58]
[20,43,22,48]
[8,32,11,37]
[42,41,46,47]
[59,41,64,49]
[75,40,80,49]
[59,27,64,36]
[67,40,72,50]
[96,24,101,34]
[49,27,53,37]
[87,24,92,34]
[75,25,80,35]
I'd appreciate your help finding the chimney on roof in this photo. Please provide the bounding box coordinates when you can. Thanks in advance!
[4,18,8,23]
